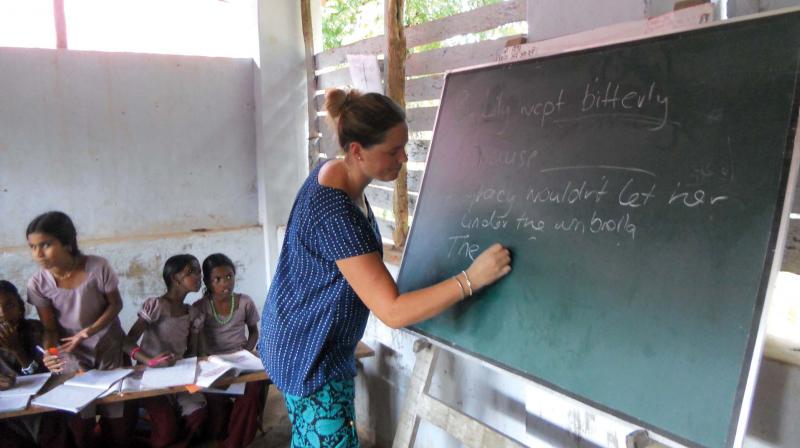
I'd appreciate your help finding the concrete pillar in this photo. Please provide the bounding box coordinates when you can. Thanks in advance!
[254,0,310,280]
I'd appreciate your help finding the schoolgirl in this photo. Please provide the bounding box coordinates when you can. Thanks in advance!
[193,253,265,448]
[124,254,207,447]
[0,280,71,448]
[26,211,132,446]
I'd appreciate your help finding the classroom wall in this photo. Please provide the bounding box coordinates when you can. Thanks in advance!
[0,48,268,327]
[354,1,800,447]
[0,48,258,246]
[253,0,310,279]
[0,227,266,328]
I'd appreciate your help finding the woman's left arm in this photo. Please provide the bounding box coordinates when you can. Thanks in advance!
[59,289,123,353]
[245,323,258,351]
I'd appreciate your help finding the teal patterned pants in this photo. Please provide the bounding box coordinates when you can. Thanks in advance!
[284,378,359,448]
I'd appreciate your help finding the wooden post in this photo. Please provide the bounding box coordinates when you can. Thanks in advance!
[53,0,68,49]
[385,0,409,248]
[301,0,321,168]
[393,340,525,448]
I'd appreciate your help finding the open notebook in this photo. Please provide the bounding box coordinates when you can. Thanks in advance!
[0,373,51,413]
[195,350,264,388]
[31,368,132,413]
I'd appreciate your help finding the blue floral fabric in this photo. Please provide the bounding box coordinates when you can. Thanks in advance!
[283,378,359,448]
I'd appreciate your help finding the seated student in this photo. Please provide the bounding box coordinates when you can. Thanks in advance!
[25,211,133,447]
[124,254,207,448]
[0,280,71,448]
[194,253,266,448]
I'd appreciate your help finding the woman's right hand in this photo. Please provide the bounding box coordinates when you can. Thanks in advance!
[43,353,64,374]
[465,243,512,293]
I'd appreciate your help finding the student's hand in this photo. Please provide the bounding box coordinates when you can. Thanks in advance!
[59,328,91,353]
[43,353,65,374]
[147,352,176,368]
[0,321,20,348]
[0,373,16,390]
[465,243,512,293]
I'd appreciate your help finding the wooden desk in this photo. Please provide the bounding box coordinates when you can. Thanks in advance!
[1,341,375,419]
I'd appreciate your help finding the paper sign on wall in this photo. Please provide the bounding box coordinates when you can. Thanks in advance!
[347,54,383,93]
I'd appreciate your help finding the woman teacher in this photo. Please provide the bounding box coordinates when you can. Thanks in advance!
[259,89,512,448]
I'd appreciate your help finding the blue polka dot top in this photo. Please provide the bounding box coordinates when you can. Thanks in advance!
[259,160,382,397]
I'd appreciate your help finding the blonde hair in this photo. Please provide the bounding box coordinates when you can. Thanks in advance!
[324,88,406,152]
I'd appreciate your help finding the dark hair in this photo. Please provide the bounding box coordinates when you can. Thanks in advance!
[25,211,82,256]
[162,254,199,290]
[0,280,24,312]
[0,280,34,353]
[202,253,236,292]
[325,89,406,152]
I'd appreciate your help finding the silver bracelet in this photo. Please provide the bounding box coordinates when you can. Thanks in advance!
[460,270,473,297]
[453,276,466,300]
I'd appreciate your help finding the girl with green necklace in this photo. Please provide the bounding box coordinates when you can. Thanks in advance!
[193,253,266,448]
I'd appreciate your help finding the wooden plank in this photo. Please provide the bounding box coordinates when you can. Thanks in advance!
[418,394,524,448]
[405,0,526,50]
[366,185,417,214]
[316,66,358,90]
[378,217,397,244]
[319,133,340,158]
[393,341,438,448]
[407,35,523,77]
[407,74,445,103]
[301,0,321,167]
[316,132,428,163]
[313,74,442,112]
[386,0,410,248]
[315,35,385,70]
[393,343,524,448]
[407,106,438,133]
[373,169,424,193]
[407,140,429,163]
[315,0,526,69]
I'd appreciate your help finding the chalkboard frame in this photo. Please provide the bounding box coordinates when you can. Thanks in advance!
[397,8,800,448]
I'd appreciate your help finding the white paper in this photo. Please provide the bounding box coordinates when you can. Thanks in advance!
[119,371,144,393]
[0,394,31,413]
[141,357,197,389]
[97,382,123,398]
[210,350,264,372]
[195,350,264,388]
[195,359,236,388]
[347,54,383,93]
[0,373,51,397]
[66,368,132,390]
[203,382,246,396]
[31,384,104,413]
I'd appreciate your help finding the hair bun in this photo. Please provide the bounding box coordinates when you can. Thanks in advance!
[324,88,362,120]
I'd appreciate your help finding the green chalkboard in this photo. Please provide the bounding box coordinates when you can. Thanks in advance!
[397,11,800,448]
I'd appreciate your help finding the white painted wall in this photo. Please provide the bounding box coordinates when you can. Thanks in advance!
[254,0,310,279]
[0,48,258,246]
[0,48,268,326]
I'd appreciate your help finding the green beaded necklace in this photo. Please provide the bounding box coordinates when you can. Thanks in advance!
[210,293,235,325]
